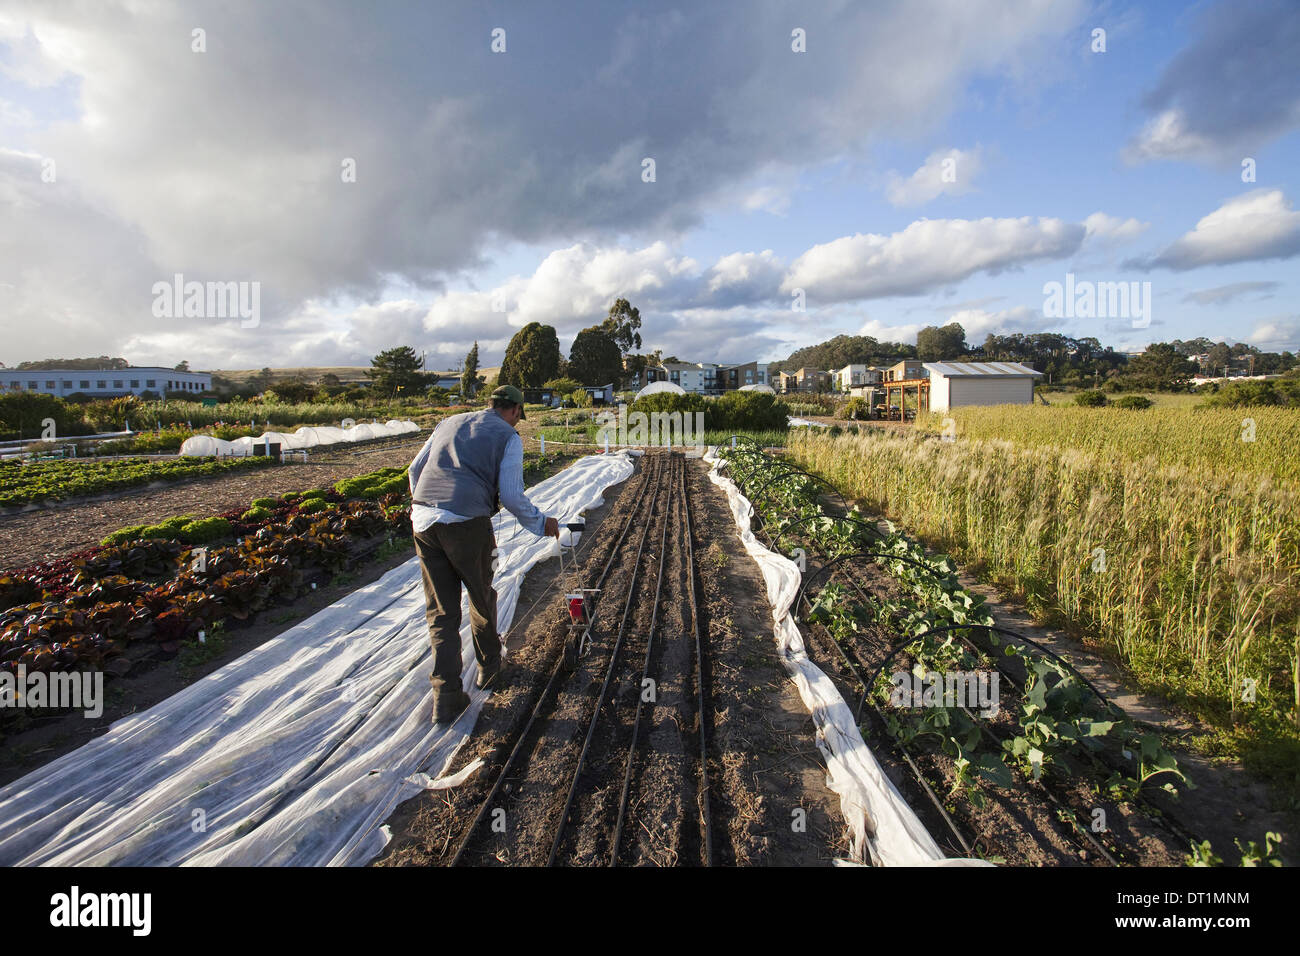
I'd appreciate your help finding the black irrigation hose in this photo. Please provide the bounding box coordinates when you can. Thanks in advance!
[449,456,662,867]
[866,624,1118,715]
[611,453,677,864]
[795,549,954,616]
[787,582,972,857]
[748,463,851,516]
[720,434,764,449]
[547,457,668,866]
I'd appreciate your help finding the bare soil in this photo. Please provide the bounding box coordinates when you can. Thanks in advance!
[374,452,843,867]
[0,436,428,570]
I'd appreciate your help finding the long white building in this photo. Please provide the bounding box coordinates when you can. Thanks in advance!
[1,367,213,397]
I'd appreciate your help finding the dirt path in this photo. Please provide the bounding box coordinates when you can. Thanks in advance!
[0,436,428,570]
[962,577,1298,867]
[374,452,843,867]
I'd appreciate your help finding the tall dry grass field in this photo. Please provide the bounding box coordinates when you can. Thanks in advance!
[916,404,1300,484]
[790,415,1300,754]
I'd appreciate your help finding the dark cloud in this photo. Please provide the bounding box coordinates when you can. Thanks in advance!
[1126,0,1300,163]
[0,0,1085,365]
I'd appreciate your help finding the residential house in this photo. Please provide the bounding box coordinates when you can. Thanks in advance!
[833,364,882,390]
[884,360,926,382]
[778,367,830,392]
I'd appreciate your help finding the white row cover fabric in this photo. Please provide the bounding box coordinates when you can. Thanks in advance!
[787,417,830,428]
[179,420,420,456]
[702,448,989,867]
[737,384,776,393]
[0,452,636,867]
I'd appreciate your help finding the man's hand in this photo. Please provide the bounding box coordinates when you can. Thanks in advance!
[544,516,559,539]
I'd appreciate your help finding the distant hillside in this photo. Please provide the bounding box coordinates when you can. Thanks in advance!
[769,334,917,375]
[212,366,372,384]
[10,356,132,371]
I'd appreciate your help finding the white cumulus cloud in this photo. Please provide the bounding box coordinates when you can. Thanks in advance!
[782,216,1084,303]
[1129,189,1300,270]
[885,147,983,206]
[1083,211,1149,244]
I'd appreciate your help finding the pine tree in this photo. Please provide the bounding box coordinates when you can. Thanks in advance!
[461,342,483,398]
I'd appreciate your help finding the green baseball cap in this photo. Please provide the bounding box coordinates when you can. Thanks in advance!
[491,384,526,418]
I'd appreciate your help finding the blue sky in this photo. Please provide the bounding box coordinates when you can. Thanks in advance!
[1,0,1297,371]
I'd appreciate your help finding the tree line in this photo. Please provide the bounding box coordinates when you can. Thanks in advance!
[769,323,1298,392]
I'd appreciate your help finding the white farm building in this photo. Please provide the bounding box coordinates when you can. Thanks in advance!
[923,362,1042,411]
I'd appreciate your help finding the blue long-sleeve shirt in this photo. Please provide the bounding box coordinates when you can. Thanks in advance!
[408,429,548,536]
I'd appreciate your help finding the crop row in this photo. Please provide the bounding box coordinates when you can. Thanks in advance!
[717,445,1188,815]
[0,455,274,508]
[0,467,415,704]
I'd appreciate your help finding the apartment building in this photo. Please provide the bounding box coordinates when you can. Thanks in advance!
[833,364,883,390]
[884,360,926,382]
[631,360,770,394]
[777,367,831,392]
[717,361,770,391]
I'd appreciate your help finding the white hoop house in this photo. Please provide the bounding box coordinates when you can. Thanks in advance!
[633,380,687,399]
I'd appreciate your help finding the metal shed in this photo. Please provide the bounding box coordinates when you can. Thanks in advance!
[923,362,1043,411]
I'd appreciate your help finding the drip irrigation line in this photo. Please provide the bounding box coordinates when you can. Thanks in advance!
[547,456,668,865]
[448,456,663,866]
[611,453,676,864]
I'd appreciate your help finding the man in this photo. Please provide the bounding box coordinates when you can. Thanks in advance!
[408,384,559,724]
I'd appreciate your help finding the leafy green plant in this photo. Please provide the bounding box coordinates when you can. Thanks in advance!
[1237,831,1284,867]
[177,517,232,545]
[721,443,1191,810]
[1186,832,1283,867]
[0,456,272,508]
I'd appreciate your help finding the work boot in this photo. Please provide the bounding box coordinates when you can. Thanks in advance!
[476,657,502,691]
[431,687,472,725]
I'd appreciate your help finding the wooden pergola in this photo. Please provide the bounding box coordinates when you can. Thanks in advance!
[881,378,930,421]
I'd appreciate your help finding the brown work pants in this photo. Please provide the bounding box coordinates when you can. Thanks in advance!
[413,516,500,694]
